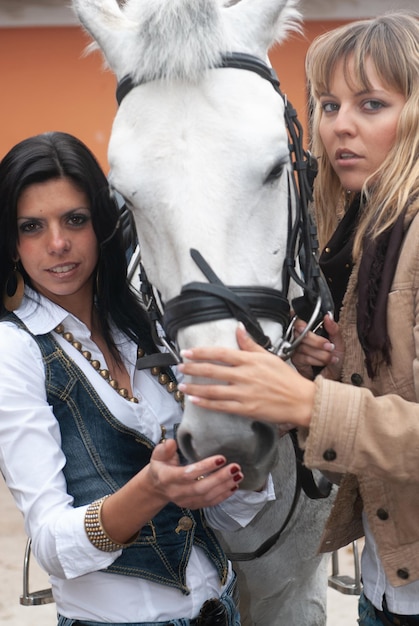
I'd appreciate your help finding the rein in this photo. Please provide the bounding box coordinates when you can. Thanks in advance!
[223,429,332,562]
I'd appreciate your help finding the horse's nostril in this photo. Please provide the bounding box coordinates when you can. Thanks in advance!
[178,431,198,464]
[252,420,277,447]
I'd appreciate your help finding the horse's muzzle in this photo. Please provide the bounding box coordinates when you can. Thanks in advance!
[177,406,279,491]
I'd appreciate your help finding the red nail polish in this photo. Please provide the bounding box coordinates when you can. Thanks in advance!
[230,485,238,492]
[233,473,242,482]
[230,466,240,475]
[215,458,225,466]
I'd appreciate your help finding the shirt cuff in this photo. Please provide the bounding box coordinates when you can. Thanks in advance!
[54,505,122,579]
[206,473,276,531]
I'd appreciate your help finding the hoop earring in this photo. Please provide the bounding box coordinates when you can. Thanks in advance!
[3,264,25,312]
[95,258,102,299]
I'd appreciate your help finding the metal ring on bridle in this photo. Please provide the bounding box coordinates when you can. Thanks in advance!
[276,294,323,359]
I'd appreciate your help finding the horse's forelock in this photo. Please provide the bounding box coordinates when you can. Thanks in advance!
[81,0,301,83]
[123,0,226,83]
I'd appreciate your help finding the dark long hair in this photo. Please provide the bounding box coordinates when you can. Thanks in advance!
[0,131,156,359]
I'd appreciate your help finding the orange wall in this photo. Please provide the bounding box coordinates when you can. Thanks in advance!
[0,21,347,171]
[0,27,116,168]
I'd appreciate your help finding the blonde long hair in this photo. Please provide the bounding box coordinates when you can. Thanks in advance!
[306,12,419,260]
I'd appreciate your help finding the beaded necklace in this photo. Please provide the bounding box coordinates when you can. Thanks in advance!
[54,323,184,408]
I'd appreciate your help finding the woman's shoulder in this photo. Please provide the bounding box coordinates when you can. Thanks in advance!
[0,316,44,359]
[0,318,47,391]
[403,207,419,248]
[405,196,419,228]
[395,208,419,286]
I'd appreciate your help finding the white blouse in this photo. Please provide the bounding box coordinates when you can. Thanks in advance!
[0,289,274,622]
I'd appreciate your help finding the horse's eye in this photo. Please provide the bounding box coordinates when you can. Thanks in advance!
[264,160,286,184]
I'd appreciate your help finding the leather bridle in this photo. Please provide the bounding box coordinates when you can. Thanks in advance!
[116,52,332,363]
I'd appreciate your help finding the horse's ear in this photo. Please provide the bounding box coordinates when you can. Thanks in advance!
[223,0,301,54]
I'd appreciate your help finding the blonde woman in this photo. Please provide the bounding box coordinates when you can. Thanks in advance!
[178,12,419,625]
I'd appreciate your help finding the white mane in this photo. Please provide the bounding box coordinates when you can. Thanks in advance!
[82,0,301,83]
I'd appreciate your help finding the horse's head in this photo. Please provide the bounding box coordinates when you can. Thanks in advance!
[72,0,308,490]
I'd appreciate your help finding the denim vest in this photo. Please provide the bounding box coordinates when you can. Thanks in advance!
[7,313,228,594]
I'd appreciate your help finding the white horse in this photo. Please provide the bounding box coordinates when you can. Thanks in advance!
[71,1,336,623]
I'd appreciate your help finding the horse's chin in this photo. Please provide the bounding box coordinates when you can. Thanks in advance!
[177,404,279,491]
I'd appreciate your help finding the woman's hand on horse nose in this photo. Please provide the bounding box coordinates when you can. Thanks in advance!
[177,326,316,428]
[179,323,265,363]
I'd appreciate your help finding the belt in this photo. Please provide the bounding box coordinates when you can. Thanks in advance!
[374,597,419,626]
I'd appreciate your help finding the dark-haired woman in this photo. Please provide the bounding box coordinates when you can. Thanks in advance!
[0,131,272,626]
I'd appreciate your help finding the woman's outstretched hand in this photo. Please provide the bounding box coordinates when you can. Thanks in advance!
[147,439,243,509]
[177,325,316,429]
[102,439,244,545]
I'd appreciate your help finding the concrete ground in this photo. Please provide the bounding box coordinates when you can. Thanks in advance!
[0,477,360,625]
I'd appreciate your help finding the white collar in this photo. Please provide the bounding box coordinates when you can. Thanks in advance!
[15,287,86,336]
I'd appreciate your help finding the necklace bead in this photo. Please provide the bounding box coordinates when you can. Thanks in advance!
[158,372,170,385]
[54,324,184,407]
[150,366,184,406]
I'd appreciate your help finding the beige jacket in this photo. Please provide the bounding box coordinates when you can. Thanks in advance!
[303,204,419,587]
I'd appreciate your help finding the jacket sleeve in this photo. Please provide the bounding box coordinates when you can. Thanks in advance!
[303,376,419,483]
[303,209,419,484]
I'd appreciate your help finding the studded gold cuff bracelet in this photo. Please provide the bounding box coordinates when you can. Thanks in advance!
[84,495,137,552]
